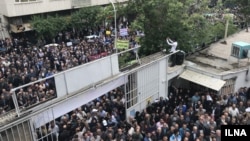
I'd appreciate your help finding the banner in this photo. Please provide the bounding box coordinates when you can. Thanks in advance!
[117,40,129,49]
[119,28,128,36]
[135,36,140,43]
[106,30,111,35]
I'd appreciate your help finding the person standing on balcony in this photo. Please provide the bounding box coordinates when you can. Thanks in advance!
[166,37,178,67]
[166,37,178,53]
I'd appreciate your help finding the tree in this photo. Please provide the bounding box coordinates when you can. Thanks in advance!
[224,0,250,32]
[95,5,116,28]
[31,15,67,43]
[70,6,102,31]
[185,13,210,49]
[31,6,103,42]
[121,0,239,55]
[124,0,212,55]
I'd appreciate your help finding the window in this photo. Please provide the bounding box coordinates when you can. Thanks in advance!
[15,0,39,2]
[231,46,240,57]
[220,78,235,95]
[126,73,138,108]
[72,0,91,7]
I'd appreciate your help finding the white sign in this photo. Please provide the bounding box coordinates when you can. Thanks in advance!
[119,28,128,36]
[66,42,72,47]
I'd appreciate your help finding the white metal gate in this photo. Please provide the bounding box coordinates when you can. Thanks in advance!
[125,62,160,119]
[0,120,34,141]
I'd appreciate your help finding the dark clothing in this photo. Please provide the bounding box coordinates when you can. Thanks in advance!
[59,130,71,141]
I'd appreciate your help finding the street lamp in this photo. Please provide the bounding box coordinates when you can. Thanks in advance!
[108,0,117,53]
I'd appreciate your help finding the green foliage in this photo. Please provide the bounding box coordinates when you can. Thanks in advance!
[224,0,250,31]
[131,0,190,55]
[227,21,238,35]
[71,6,101,30]
[118,52,137,68]
[95,5,115,26]
[122,0,240,55]
[29,0,242,52]
[31,15,67,39]
[185,14,209,48]
[31,6,102,40]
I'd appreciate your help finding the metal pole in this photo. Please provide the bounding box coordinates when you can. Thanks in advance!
[166,57,169,98]
[12,91,21,117]
[224,18,229,43]
[109,0,117,53]
[124,75,127,120]
[0,26,4,39]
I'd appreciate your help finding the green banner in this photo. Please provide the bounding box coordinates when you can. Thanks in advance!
[116,40,129,49]
[135,37,140,43]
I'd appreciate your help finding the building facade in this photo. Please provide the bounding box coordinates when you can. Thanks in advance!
[0,0,127,38]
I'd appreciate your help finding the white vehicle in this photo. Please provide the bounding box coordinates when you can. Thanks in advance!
[85,35,99,39]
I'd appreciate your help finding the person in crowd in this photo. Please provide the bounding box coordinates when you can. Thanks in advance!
[190,125,200,141]
[48,120,60,138]
[179,122,190,138]
[228,103,239,118]
[169,129,182,141]
[0,23,142,116]
[192,92,200,104]
[33,84,250,141]
[3,26,250,141]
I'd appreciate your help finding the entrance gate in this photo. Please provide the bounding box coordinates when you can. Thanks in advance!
[125,61,160,118]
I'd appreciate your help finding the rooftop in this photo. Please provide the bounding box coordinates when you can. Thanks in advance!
[186,29,250,74]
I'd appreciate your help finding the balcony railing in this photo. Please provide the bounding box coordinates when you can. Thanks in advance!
[0,53,119,126]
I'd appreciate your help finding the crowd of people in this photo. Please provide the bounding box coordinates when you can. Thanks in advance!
[0,24,138,115]
[35,84,250,141]
[0,24,139,115]
[0,17,249,141]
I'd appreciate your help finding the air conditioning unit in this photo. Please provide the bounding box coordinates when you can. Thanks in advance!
[231,41,250,59]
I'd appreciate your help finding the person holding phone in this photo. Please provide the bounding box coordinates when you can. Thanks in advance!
[166,37,178,67]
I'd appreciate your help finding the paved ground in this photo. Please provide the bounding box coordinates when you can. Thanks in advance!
[207,29,250,60]
[188,29,250,72]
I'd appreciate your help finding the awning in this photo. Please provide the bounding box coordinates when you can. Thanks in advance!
[10,23,33,33]
[179,70,226,91]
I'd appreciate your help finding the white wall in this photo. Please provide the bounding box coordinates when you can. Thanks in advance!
[0,0,8,17]
[2,0,129,17]
[167,66,185,81]
[32,75,125,128]
[92,0,128,6]
[54,55,119,96]
[137,63,159,103]
[0,15,9,39]
[5,0,71,17]
[125,55,188,119]
[187,63,250,93]
[11,54,119,117]
[159,57,167,98]
[227,70,250,92]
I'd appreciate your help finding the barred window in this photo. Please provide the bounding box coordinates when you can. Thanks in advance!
[126,73,138,108]
[220,78,236,95]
